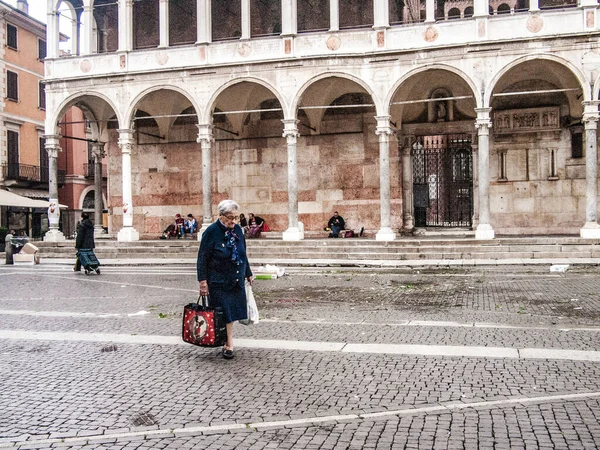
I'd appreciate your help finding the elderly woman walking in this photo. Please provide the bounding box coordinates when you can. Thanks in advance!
[197,200,253,359]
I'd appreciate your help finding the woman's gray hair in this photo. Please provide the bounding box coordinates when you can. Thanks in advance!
[217,200,240,216]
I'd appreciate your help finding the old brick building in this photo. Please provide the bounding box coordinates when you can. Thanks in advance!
[43,0,600,242]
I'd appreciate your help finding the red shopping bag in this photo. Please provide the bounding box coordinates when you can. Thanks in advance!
[182,296,227,347]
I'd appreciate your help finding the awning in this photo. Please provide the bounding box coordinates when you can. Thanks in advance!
[0,189,66,208]
[6,187,49,199]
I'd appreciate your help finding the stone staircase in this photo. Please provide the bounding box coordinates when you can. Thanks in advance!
[32,236,600,265]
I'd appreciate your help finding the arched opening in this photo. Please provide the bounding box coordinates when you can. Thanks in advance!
[133,0,159,49]
[489,58,585,234]
[169,0,197,46]
[298,0,330,32]
[93,0,118,53]
[391,69,477,229]
[212,0,242,41]
[339,0,374,29]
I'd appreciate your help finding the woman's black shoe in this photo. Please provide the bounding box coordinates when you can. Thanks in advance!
[222,348,234,359]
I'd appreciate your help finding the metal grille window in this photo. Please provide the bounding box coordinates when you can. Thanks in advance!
[7,71,18,101]
[7,24,17,49]
[412,134,473,227]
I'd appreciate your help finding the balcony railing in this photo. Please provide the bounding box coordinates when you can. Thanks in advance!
[83,163,107,179]
[2,163,66,186]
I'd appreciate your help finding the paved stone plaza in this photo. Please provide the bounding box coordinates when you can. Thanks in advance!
[1,263,600,449]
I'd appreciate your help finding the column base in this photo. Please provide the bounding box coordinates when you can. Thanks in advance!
[376,227,396,241]
[198,222,212,238]
[117,227,139,242]
[580,222,600,239]
[43,229,66,242]
[282,226,303,241]
[475,223,495,240]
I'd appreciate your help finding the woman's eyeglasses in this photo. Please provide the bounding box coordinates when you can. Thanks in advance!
[222,214,240,221]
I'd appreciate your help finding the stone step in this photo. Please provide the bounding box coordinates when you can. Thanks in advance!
[33,236,600,262]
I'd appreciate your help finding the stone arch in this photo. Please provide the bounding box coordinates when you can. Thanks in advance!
[48,91,121,140]
[205,77,287,123]
[386,64,480,128]
[485,54,590,107]
[126,85,202,126]
[291,72,381,118]
[78,185,106,210]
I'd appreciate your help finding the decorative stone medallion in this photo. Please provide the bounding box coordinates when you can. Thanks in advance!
[424,26,439,43]
[238,42,251,57]
[80,59,92,73]
[526,14,543,33]
[326,35,341,51]
[155,51,169,65]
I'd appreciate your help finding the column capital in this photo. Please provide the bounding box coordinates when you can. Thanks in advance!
[375,115,393,135]
[91,142,106,158]
[583,101,600,127]
[117,129,135,153]
[282,119,299,139]
[44,135,62,158]
[475,107,492,131]
[196,124,214,144]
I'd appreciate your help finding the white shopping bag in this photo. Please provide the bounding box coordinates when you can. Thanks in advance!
[240,281,259,325]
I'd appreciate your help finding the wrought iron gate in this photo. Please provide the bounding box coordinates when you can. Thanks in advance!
[412,134,473,227]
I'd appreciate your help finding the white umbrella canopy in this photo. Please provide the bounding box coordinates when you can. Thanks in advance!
[0,189,66,208]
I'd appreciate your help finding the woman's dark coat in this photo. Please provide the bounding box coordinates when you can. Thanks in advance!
[75,219,95,249]
[197,220,252,289]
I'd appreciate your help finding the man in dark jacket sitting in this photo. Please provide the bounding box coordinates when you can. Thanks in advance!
[74,213,95,272]
[327,211,345,238]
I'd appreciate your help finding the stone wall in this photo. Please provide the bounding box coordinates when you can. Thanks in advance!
[489,129,585,235]
[106,124,403,238]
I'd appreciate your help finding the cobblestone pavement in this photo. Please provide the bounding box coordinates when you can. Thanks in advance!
[1,265,600,449]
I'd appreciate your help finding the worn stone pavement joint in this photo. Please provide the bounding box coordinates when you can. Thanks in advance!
[2,391,600,448]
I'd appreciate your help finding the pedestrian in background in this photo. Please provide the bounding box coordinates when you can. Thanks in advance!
[74,212,95,272]
[197,199,253,359]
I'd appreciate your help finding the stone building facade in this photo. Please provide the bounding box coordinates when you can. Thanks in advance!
[43,0,600,241]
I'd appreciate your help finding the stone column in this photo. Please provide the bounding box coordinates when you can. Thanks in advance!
[197,0,211,44]
[580,101,600,238]
[159,0,169,48]
[401,145,414,231]
[81,4,93,55]
[46,9,59,58]
[43,135,65,242]
[281,0,297,36]
[330,0,339,31]
[119,0,133,51]
[91,143,106,237]
[471,143,479,229]
[374,0,390,28]
[473,0,489,38]
[474,108,494,239]
[117,129,139,241]
[282,119,302,241]
[529,0,540,11]
[241,0,251,39]
[425,0,435,23]
[197,124,214,237]
[375,116,396,241]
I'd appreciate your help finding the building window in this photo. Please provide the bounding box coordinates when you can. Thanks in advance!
[499,150,508,182]
[548,148,558,180]
[7,71,18,101]
[7,130,19,179]
[571,126,583,159]
[7,24,17,49]
[38,39,46,60]
[39,137,49,182]
[39,81,46,109]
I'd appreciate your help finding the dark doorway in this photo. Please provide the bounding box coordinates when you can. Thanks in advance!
[412,134,473,227]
